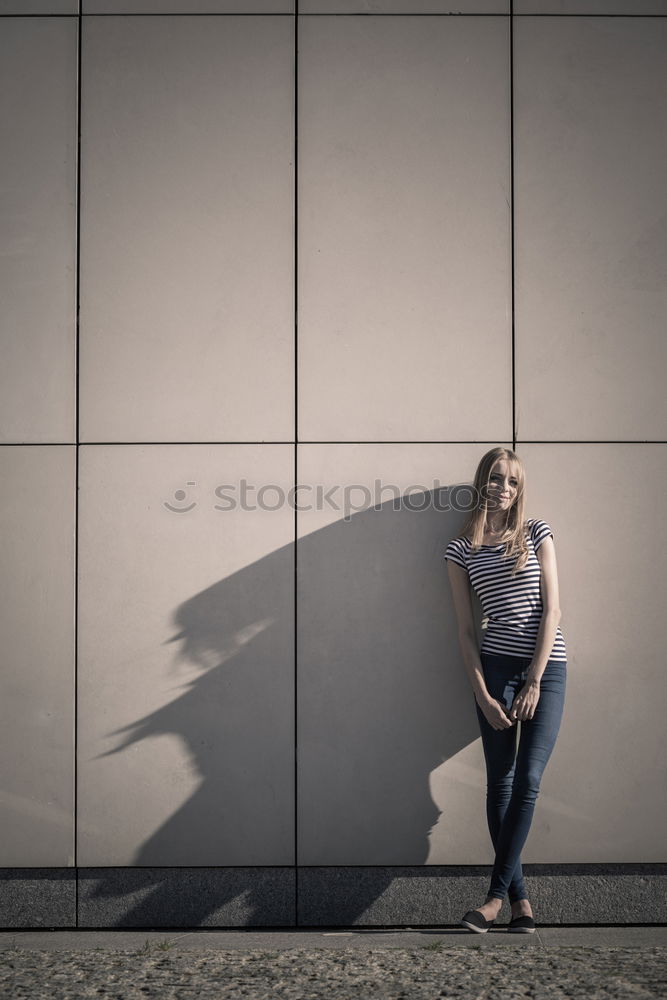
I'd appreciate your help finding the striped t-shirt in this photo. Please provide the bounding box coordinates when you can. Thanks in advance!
[444,518,567,662]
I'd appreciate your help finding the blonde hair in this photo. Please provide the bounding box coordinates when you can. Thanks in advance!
[461,447,530,577]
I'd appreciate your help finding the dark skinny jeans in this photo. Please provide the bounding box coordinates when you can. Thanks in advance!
[475,651,567,903]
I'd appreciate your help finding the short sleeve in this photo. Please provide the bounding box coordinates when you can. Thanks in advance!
[444,537,468,570]
[531,519,554,553]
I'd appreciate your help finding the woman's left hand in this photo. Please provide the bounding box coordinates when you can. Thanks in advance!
[509,681,541,722]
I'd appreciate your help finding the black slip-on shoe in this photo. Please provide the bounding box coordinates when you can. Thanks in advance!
[460,909,496,933]
[507,914,536,933]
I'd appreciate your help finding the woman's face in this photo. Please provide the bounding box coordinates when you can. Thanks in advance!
[486,459,520,513]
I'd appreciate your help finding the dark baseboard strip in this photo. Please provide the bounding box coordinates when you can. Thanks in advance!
[1,866,665,929]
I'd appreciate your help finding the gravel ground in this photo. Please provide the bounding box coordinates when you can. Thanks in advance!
[1,944,666,999]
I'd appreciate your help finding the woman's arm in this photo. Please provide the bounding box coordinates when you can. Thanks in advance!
[446,560,491,704]
[526,535,562,686]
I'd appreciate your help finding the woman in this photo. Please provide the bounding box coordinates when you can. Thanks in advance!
[444,447,567,934]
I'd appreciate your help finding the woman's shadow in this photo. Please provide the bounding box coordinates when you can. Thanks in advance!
[84,486,486,927]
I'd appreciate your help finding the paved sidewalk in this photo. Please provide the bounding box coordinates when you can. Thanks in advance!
[1,925,667,950]
[1,926,666,999]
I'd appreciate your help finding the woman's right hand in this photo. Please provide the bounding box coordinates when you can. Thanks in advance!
[476,693,515,730]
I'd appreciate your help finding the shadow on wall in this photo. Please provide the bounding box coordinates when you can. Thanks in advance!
[85,485,484,926]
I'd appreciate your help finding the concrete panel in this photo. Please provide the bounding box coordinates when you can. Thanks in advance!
[77,445,295,865]
[0,447,75,866]
[515,2,667,12]
[300,2,507,12]
[0,18,77,443]
[297,443,666,867]
[517,444,667,861]
[0,2,77,11]
[78,867,295,927]
[79,16,294,442]
[514,17,667,440]
[298,17,511,442]
[83,1,292,11]
[297,444,517,865]
[0,870,76,929]
[298,865,667,926]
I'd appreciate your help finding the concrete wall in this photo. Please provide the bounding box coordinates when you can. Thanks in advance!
[1,1,665,927]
